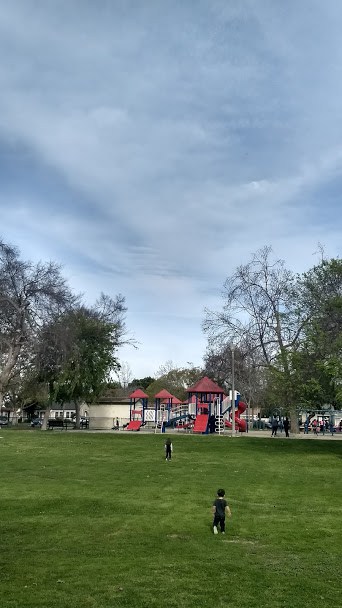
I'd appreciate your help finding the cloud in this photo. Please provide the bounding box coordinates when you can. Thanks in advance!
[0,1,341,375]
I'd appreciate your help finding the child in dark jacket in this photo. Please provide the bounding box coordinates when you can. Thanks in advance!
[165,438,173,461]
[212,488,231,534]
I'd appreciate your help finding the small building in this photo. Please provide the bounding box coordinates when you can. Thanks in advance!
[88,398,131,429]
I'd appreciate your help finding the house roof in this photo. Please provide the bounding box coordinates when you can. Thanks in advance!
[187,376,225,394]
[154,389,175,399]
[96,398,130,404]
[129,389,149,399]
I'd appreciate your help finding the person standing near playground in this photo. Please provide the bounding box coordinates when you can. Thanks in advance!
[212,488,231,535]
[271,415,278,437]
[283,416,290,437]
[165,438,173,461]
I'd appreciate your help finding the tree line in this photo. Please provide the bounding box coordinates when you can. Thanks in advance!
[1,239,341,432]
[203,246,342,431]
[0,239,128,428]
[120,248,341,434]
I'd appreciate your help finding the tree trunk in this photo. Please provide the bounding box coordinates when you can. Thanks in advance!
[11,411,18,426]
[41,406,51,430]
[289,403,299,433]
[0,344,21,402]
[74,400,80,429]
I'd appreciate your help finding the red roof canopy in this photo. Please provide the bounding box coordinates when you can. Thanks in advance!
[129,389,148,399]
[162,396,182,405]
[171,396,182,405]
[187,376,225,394]
[154,389,174,399]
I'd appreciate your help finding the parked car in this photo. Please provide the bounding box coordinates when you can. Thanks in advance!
[0,415,8,426]
[30,418,42,427]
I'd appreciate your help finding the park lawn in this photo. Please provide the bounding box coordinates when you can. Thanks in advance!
[0,431,341,608]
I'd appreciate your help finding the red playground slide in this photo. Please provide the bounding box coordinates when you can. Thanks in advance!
[125,421,142,431]
[193,414,209,433]
[225,401,247,432]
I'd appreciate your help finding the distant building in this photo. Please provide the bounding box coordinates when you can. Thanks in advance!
[88,397,131,429]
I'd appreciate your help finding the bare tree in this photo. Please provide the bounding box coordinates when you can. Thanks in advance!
[155,360,177,378]
[116,361,133,390]
[204,345,266,412]
[203,246,308,431]
[0,239,77,411]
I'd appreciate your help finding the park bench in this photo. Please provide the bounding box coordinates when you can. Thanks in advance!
[48,419,65,430]
[48,419,76,430]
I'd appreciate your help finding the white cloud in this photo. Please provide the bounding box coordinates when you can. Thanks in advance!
[0,1,341,376]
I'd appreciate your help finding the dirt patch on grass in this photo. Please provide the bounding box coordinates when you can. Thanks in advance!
[167,533,191,541]
[222,538,260,545]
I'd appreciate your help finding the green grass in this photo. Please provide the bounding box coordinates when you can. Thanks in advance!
[0,430,341,608]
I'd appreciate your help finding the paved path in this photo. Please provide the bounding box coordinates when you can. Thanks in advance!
[70,428,342,439]
[153,427,342,440]
[123,427,342,440]
[226,429,342,440]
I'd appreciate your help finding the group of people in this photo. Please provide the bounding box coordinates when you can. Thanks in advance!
[307,418,336,435]
[271,415,290,437]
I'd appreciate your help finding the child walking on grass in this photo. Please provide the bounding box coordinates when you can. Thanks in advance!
[165,438,173,461]
[212,488,231,534]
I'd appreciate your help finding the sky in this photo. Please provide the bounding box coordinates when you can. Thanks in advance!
[1,1,341,380]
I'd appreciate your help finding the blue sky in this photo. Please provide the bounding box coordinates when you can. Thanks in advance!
[1,1,341,379]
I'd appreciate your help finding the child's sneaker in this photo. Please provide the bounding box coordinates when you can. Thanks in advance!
[221,531,225,535]
[213,526,218,535]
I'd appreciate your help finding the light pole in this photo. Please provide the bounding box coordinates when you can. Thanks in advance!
[247,366,252,434]
[231,347,235,437]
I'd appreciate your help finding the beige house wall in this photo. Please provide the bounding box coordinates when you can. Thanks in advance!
[88,403,130,429]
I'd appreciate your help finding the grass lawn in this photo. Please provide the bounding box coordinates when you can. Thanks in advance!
[0,430,341,608]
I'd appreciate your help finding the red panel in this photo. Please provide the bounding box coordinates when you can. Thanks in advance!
[193,414,209,433]
[125,421,142,431]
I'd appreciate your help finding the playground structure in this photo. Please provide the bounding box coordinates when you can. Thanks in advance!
[127,388,193,432]
[222,394,247,433]
[125,388,148,431]
[188,377,247,434]
[126,376,248,434]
